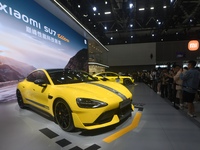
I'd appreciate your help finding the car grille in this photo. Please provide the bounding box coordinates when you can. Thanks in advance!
[83,99,132,126]
[117,99,132,120]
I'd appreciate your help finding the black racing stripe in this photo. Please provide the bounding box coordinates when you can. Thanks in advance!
[26,98,49,110]
[89,82,127,100]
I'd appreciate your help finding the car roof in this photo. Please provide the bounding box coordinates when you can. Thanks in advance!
[95,72,118,75]
[45,68,65,73]
[44,69,89,74]
[34,68,77,74]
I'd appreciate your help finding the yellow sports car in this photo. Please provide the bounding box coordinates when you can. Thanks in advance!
[93,72,134,85]
[16,69,134,131]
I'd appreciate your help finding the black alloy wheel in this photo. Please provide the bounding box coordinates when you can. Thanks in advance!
[54,100,74,131]
[123,79,132,85]
[16,90,25,109]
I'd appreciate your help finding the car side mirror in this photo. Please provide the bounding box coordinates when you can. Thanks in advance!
[94,77,99,80]
[34,79,47,87]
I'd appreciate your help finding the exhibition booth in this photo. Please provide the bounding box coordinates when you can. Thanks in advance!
[1,1,200,150]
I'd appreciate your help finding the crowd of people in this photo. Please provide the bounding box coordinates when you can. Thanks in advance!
[139,60,200,117]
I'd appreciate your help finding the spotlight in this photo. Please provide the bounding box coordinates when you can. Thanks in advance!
[129,3,133,9]
[93,6,97,11]
[150,7,154,10]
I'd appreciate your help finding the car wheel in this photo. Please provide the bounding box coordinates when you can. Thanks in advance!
[54,100,74,131]
[123,79,132,85]
[16,90,25,109]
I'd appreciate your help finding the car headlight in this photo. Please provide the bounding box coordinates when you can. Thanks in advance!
[76,98,108,108]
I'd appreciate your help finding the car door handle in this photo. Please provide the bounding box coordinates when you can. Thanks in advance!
[48,94,53,99]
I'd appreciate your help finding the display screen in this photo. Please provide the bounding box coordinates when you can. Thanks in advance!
[0,0,88,102]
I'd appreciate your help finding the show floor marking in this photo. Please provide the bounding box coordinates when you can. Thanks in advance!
[39,128,101,149]
[39,128,59,139]
[103,111,142,143]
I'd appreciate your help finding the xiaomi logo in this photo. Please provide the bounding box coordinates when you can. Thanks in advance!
[188,40,199,51]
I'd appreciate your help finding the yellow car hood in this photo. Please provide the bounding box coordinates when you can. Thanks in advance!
[56,81,132,102]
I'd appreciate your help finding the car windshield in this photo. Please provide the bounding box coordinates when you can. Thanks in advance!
[47,69,98,85]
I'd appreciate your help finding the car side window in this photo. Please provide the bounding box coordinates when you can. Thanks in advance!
[97,73,104,77]
[106,73,111,76]
[27,71,37,82]
[36,71,50,84]
[102,73,106,77]
[27,71,50,84]
[107,73,117,77]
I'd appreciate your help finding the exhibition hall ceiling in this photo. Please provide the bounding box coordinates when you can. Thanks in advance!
[58,0,200,45]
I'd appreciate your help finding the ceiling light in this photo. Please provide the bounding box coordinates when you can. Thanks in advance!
[93,6,97,11]
[139,8,145,11]
[116,29,118,31]
[163,6,167,8]
[130,24,133,27]
[94,25,96,27]
[110,37,113,40]
[88,19,91,21]
[104,26,107,30]
[170,0,174,3]
[104,11,111,15]
[84,39,87,45]
[150,7,154,10]
[78,5,80,8]
[129,3,134,9]
[83,14,88,17]
[98,13,101,15]
[152,33,155,37]
[131,36,133,38]
[105,1,108,4]
[94,13,96,16]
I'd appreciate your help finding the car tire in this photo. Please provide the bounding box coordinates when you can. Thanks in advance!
[123,79,132,85]
[16,90,25,109]
[54,100,75,132]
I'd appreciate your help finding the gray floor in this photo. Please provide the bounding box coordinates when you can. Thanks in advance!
[1,83,200,150]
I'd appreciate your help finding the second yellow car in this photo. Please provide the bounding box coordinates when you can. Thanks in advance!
[93,72,134,85]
